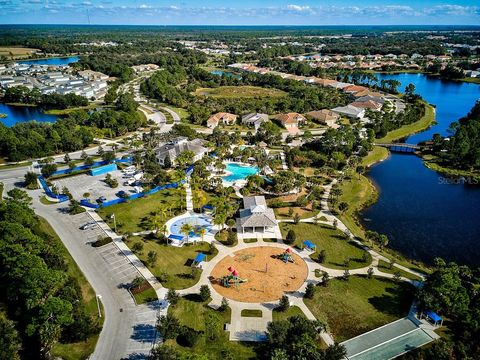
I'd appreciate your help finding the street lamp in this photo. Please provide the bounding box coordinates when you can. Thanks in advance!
[111,213,117,233]
[96,294,102,318]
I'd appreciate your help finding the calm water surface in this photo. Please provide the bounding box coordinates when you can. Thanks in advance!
[18,56,79,66]
[363,74,480,266]
[0,103,57,127]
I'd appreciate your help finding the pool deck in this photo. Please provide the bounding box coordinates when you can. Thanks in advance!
[164,211,217,247]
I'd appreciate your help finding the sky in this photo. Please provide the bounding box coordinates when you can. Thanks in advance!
[0,0,479,25]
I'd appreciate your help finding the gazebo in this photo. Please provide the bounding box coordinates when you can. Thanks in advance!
[421,310,443,327]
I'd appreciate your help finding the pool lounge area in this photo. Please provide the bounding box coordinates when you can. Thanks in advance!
[166,213,215,246]
[222,162,259,185]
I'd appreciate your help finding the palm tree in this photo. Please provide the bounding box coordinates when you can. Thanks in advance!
[148,213,162,233]
[180,223,193,243]
[213,211,226,230]
[197,227,206,243]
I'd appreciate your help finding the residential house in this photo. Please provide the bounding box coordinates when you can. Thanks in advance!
[206,112,237,129]
[275,112,307,133]
[237,196,278,234]
[306,109,340,128]
[343,85,368,94]
[241,113,269,130]
[331,105,366,119]
[350,100,383,111]
[155,137,209,167]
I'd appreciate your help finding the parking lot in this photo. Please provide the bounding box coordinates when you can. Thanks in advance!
[71,212,163,359]
[52,169,141,203]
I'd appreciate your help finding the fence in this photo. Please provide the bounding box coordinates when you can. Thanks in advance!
[37,175,69,202]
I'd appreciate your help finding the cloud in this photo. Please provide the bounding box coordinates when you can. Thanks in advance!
[287,4,311,12]
[425,5,480,16]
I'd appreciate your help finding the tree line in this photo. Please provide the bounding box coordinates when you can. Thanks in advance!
[0,190,100,359]
[2,86,88,109]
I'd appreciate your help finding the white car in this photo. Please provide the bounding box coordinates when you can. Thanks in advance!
[80,222,96,231]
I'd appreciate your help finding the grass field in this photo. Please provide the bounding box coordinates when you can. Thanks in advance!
[377,103,435,143]
[272,305,306,322]
[335,174,377,239]
[194,86,287,99]
[44,104,99,115]
[37,218,102,360]
[0,46,39,58]
[280,223,371,269]
[377,260,423,282]
[241,309,263,317]
[126,236,217,289]
[98,188,185,234]
[132,284,158,304]
[362,146,389,168]
[167,296,258,359]
[304,276,414,342]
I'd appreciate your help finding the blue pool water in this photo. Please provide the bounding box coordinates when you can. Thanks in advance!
[170,215,213,238]
[222,163,259,182]
[18,56,80,66]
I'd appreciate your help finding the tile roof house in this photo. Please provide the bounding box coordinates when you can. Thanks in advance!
[237,196,278,234]
[331,105,366,119]
[350,100,383,111]
[275,112,306,133]
[241,113,269,130]
[155,137,209,167]
[206,112,237,129]
[306,109,340,128]
[343,85,368,94]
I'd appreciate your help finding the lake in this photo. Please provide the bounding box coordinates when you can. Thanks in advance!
[18,56,80,66]
[0,103,58,127]
[363,73,480,266]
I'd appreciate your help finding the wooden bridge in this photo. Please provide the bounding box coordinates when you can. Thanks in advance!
[374,143,422,153]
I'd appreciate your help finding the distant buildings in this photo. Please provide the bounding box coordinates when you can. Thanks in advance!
[131,64,160,74]
[306,110,340,128]
[0,62,109,99]
[332,105,366,119]
[206,112,237,129]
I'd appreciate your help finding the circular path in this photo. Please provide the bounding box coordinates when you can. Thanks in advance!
[210,246,308,303]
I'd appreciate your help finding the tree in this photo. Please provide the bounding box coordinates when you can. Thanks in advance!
[199,285,211,302]
[7,188,32,205]
[304,283,315,299]
[102,151,115,163]
[149,344,181,360]
[24,171,38,189]
[0,314,21,360]
[285,229,296,245]
[293,213,301,224]
[379,234,389,249]
[180,223,193,243]
[68,200,84,215]
[166,289,179,306]
[219,297,229,311]
[147,250,157,266]
[277,295,290,312]
[132,242,144,253]
[318,250,326,264]
[367,267,374,279]
[338,202,349,214]
[322,272,330,286]
[157,314,181,340]
[41,163,57,178]
[343,269,350,281]
[63,153,71,163]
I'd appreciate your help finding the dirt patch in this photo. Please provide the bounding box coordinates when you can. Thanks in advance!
[210,246,308,303]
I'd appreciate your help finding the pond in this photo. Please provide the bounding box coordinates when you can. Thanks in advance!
[18,56,80,66]
[0,103,58,127]
[362,73,480,266]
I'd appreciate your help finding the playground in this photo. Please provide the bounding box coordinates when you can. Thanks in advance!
[210,246,308,303]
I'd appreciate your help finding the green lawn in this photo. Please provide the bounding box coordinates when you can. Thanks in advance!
[377,103,435,143]
[194,86,287,99]
[0,182,3,201]
[132,282,158,304]
[272,305,306,322]
[377,260,423,282]
[127,236,217,290]
[335,174,377,239]
[362,146,389,168]
[280,223,371,269]
[241,309,263,317]
[168,296,258,359]
[98,188,185,234]
[37,218,102,360]
[304,276,414,342]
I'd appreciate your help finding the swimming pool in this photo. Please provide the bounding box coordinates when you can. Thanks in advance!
[222,163,259,183]
[170,215,213,238]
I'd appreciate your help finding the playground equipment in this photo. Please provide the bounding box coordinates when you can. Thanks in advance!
[222,266,248,288]
[282,248,295,263]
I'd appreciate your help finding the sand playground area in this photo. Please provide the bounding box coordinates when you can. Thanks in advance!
[210,246,308,303]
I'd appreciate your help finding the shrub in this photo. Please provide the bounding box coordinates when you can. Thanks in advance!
[285,229,296,245]
[226,230,236,245]
[166,289,179,306]
[199,285,211,301]
[177,326,199,347]
[317,249,326,263]
[305,283,315,299]
[91,236,113,247]
[277,295,290,312]
[219,297,229,311]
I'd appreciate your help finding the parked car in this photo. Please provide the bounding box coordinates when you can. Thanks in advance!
[80,222,96,230]
[96,196,107,203]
